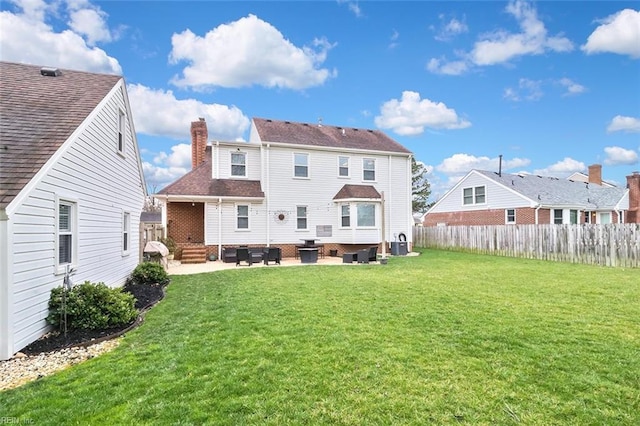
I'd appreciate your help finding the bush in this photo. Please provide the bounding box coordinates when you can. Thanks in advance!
[130,262,170,286]
[47,281,137,331]
[160,236,176,254]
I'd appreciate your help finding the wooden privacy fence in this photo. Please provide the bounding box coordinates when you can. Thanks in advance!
[414,224,640,268]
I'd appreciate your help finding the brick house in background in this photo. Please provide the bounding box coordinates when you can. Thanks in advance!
[154,118,414,260]
[423,164,640,226]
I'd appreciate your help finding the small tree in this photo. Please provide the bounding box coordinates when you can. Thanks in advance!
[412,157,432,213]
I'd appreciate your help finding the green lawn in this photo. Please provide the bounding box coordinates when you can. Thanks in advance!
[2,249,639,425]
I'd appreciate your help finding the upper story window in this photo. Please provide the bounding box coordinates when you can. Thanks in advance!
[294,153,309,178]
[57,198,77,268]
[570,209,578,225]
[117,109,125,154]
[236,204,249,230]
[231,152,246,177]
[297,206,308,230]
[363,158,376,181]
[338,156,350,177]
[506,209,516,224]
[341,204,350,227]
[463,186,486,205]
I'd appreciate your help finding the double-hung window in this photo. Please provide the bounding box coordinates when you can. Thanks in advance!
[57,199,76,267]
[553,209,563,224]
[231,152,246,177]
[123,212,131,254]
[338,156,350,177]
[357,203,375,227]
[569,209,578,225]
[363,158,375,181]
[463,186,486,205]
[294,153,309,178]
[297,206,308,230]
[341,204,350,227]
[117,109,125,154]
[237,205,249,229]
[506,209,516,224]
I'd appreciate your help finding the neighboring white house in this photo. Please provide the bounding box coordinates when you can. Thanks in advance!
[0,62,147,360]
[423,165,635,227]
[154,118,413,258]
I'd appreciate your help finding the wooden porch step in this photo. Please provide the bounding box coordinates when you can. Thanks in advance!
[180,246,207,264]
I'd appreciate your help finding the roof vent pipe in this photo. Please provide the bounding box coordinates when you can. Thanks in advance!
[498,154,503,177]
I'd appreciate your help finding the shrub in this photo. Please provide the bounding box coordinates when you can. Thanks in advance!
[47,281,137,331]
[130,262,170,286]
[160,236,176,254]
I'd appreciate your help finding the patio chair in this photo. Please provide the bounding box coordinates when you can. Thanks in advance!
[263,247,282,265]
[236,247,252,266]
[368,246,378,262]
[222,247,237,263]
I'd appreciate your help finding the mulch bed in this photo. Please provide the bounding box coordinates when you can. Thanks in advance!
[21,282,167,356]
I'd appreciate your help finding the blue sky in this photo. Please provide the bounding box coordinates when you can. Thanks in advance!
[1,0,639,202]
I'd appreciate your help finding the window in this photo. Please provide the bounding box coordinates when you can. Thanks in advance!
[338,156,350,177]
[57,200,76,266]
[463,186,486,205]
[297,206,307,230]
[584,211,590,223]
[553,209,563,224]
[294,153,309,178]
[570,210,578,225]
[117,109,125,154]
[123,212,130,253]
[506,209,516,224]
[341,204,350,227]
[237,205,249,229]
[363,158,375,181]
[357,203,375,227]
[231,152,246,177]
[599,212,611,224]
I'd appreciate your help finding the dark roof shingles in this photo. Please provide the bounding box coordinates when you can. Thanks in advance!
[0,61,121,209]
[333,184,381,200]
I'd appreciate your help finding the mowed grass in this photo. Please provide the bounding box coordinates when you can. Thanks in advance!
[2,249,639,425]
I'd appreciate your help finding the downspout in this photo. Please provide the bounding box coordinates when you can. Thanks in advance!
[535,204,541,224]
[217,197,222,256]
[265,143,271,247]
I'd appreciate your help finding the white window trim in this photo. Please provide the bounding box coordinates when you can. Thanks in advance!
[338,156,350,178]
[293,152,310,179]
[231,151,247,178]
[296,205,308,231]
[505,209,516,224]
[235,203,250,231]
[117,109,126,156]
[362,158,376,182]
[55,196,78,274]
[356,203,376,228]
[462,186,486,206]
[340,203,351,228]
[122,211,131,256]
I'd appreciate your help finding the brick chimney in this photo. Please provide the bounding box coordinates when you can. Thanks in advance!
[190,118,208,169]
[626,171,640,223]
[588,164,602,186]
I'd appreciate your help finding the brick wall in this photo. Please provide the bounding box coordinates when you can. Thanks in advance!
[627,172,640,223]
[167,202,204,245]
[423,207,540,226]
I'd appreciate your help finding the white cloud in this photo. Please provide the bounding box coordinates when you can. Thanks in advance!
[127,84,250,141]
[503,78,543,101]
[143,161,189,191]
[374,91,471,136]
[604,146,639,166]
[66,1,113,45]
[428,0,573,75]
[436,153,530,174]
[533,157,586,177]
[153,143,192,168]
[389,29,399,49]
[558,78,586,96]
[433,15,469,41]
[607,115,640,133]
[0,0,121,74]
[169,14,337,90]
[426,57,469,76]
[582,9,640,58]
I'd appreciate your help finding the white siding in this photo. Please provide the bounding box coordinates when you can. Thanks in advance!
[7,82,145,354]
[430,172,532,213]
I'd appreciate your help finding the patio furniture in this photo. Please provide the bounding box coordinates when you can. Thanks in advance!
[357,249,369,264]
[299,247,319,264]
[367,246,378,262]
[263,247,282,265]
[342,252,357,263]
[222,247,237,263]
[235,247,253,266]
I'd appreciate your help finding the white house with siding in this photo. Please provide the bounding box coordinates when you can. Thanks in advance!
[0,62,147,360]
[155,118,413,259]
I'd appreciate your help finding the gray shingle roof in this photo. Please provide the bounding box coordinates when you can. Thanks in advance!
[253,118,411,154]
[0,61,121,210]
[333,184,381,200]
[476,170,627,209]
